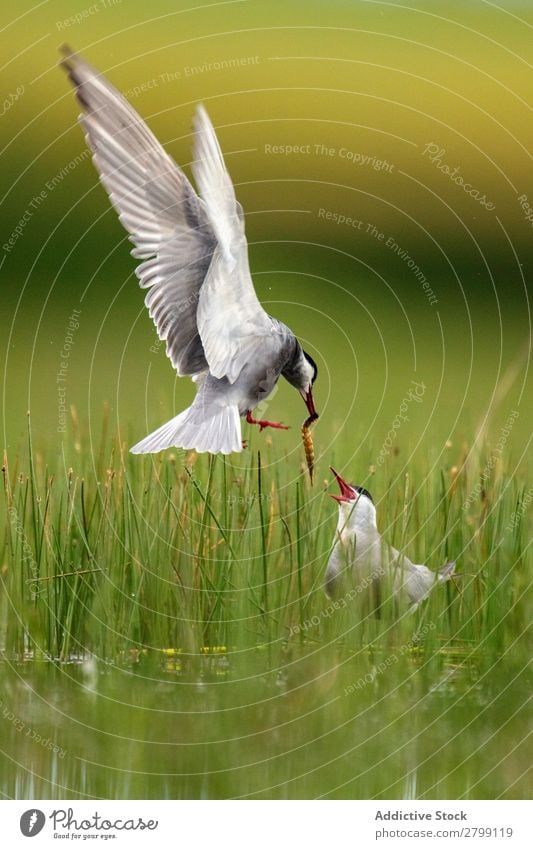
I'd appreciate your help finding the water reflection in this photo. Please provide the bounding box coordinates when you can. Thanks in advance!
[0,646,528,799]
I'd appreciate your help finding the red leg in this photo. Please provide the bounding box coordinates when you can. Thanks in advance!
[246,410,289,432]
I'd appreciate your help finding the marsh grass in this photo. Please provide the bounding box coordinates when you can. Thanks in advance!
[0,414,530,799]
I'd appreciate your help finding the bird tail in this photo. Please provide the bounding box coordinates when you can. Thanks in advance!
[130,404,242,455]
[438,560,456,583]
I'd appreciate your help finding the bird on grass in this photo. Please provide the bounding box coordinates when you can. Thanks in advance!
[60,46,318,455]
[327,468,456,610]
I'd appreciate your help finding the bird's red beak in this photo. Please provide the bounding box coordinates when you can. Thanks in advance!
[301,386,318,421]
[330,467,357,502]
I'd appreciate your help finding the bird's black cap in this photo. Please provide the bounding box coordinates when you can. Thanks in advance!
[303,350,318,383]
[353,485,374,503]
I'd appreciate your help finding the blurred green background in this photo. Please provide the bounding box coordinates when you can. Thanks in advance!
[1,0,531,473]
[1,0,531,804]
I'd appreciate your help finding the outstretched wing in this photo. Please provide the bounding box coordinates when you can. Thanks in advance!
[61,47,276,385]
[192,106,275,383]
[60,45,215,376]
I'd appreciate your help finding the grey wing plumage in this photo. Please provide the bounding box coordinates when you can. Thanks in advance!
[60,47,276,386]
[191,106,275,383]
[60,45,215,377]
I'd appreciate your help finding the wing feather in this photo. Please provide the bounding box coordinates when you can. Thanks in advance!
[61,47,276,385]
[60,45,214,376]
[192,106,273,382]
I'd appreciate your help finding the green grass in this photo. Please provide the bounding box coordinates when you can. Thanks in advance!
[0,413,530,799]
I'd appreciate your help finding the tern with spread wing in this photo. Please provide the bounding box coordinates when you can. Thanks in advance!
[60,47,318,455]
[327,469,456,610]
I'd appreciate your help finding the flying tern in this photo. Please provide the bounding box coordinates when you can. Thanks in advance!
[60,46,318,455]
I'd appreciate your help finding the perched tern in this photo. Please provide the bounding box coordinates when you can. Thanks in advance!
[60,46,318,455]
[327,468,455,609]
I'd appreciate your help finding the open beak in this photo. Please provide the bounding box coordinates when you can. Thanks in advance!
[300,386,318,421]
[330,467,357,502]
